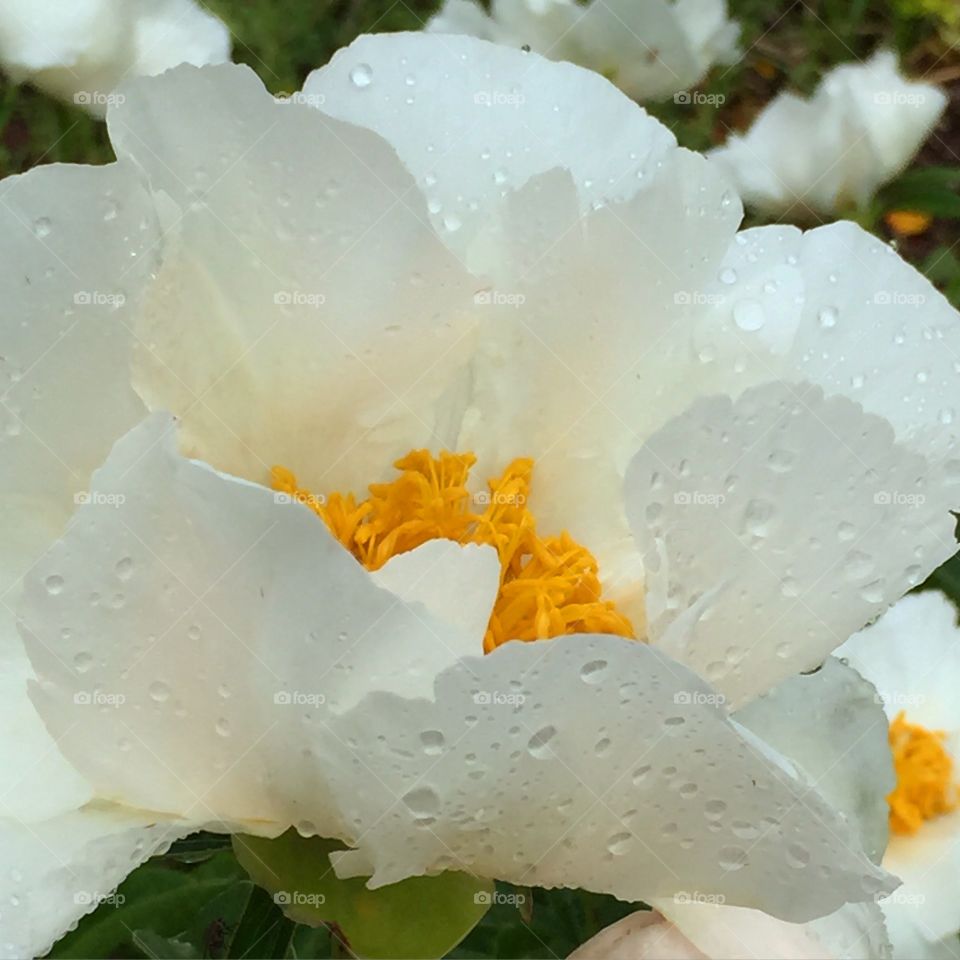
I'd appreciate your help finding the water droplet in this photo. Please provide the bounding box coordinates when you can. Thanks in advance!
[733,299,765,332]
[349,64,373,88]
[73,652,93,673]
[818,306,838,329]
[215,717,231,737]
[149,681,171,703]
[786,842,810,868]
[33,217,52,238]
[402,786,439,816]
[420,730,446,755]
[527,725,557,758]
[45,575,64,595]
[718,267,738,285]
[115,556,134,580]
[704,799,727,821]
[580,659,608,683]
[719,846,749,871]
[607,832,633,855]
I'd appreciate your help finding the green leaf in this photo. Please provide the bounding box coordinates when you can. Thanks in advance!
[48,853,245,959]
[879,166,960,218]
[131,929,199,959]
[233,831,492,960]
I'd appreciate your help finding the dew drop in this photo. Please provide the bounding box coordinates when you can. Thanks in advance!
[818,306,838,329]
[607,832,633,855]
[349,64,373,88]
[527,725,557,758]
[45,575,64,595]
[580,659,608,683]
[733,299,765,332]
[420,730,446,755]
[718,267,738,285]
[149,681,171,703]
[402,786,439,816]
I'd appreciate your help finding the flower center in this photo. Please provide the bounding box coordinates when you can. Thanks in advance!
[271,450,635,653]
[888,710,958,835]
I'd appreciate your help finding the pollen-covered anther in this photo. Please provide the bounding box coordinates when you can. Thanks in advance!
[888,710,958,835]
[270,452,635,653]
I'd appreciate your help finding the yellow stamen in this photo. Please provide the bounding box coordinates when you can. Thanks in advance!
[885,210,933,238]
[270,452,635,653]
[888,710,958,835]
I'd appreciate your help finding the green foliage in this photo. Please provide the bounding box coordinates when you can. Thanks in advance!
[234,831,493,959]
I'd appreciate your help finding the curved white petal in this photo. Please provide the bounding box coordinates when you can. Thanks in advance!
[0,0,229,114]
[107,62,480,497]
[734,657,894,864]
[0,160,162,820]
[0,804,200,960]
[303,32,678,267]
[625,381,958,707]
[708,52,946,216]
[327,633,892,923]
[19,415,493,833]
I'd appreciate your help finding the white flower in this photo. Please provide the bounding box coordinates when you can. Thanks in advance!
[708,51,946,218]
[0,0,230,115]
[2,32,959,957]
[426,0,740,100]
[569,901,891,959]
[839,592,960,960]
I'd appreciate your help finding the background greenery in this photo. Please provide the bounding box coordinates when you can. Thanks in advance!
[3,0,958,956]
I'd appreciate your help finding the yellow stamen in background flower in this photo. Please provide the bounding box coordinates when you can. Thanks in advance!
[888,710,958,835]
[885,210,933,238]
[271,452,635,653]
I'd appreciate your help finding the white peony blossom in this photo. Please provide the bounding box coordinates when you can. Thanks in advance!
[708,51,946,218]
[426,0,739,100]
[839,592,960,960]
[0,0,230,115]
[3,32,960,957]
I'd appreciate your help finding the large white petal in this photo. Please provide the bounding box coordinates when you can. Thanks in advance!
[303,32,677,268]
[625,381,958,706]
[108,62,480,497]
[19,415,496,833]
[734,657,894,864]
[327,633,892,922]
[0,159,161,821]
[0,804,200,960]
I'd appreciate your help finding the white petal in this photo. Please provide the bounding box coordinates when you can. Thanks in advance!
[838,591,960,733]
[0,0,229,114]
[708,52,945,216]
[19,415,488,830]
[371,541,500,646]
[328,633,892,922]
[0,160,161,820]
[0,804,199,960]
[789,221,960,465]
[107,62,479,497]
[303,32,677,267]
[734,657,894,864]
[644,899,891,959]
[568,910,704,959]
[625,381,958,706]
